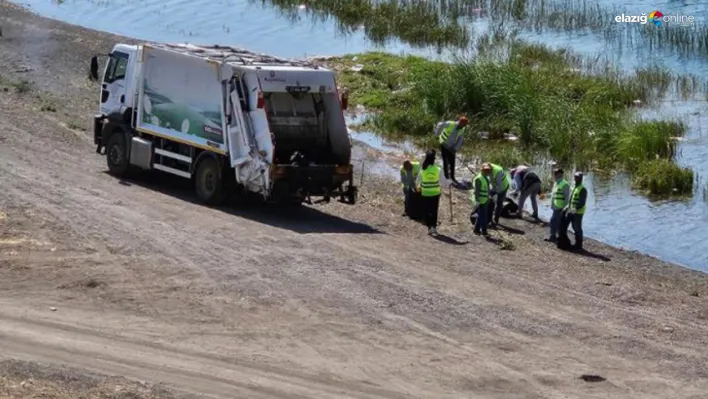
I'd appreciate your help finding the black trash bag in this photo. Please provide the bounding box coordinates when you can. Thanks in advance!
[500,197,519,218]
[487,196,519,220]
[407,191,424,220]
[451,180,473,191]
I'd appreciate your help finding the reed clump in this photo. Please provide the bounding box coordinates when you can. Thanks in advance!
[261,0,708,62]
[257,0,470,50]
[632,159,694,196]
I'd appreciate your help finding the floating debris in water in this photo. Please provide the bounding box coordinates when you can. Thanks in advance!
[503,132,518,141]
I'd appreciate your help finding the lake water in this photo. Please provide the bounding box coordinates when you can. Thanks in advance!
[13,0,708,272]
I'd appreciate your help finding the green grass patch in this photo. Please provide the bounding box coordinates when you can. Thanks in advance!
[67,120,85,131]
[632,159,694,197]
[324,41,692,197]
[0,74,32,94]
[12,79,31,94]
[614,120,686,170]
[40,101,57,112]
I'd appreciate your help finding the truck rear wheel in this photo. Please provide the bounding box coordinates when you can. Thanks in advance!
[106,132,130,177]
[195,157,226,205]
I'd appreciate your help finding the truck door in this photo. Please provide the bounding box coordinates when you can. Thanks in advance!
[100,51,130,117]
[227,77,270,196]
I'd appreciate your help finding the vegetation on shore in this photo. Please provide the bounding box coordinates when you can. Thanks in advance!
[632,159,694,197]
[321,42,694,196]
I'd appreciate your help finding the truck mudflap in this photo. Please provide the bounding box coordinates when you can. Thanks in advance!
[270,164,358,205]
[93,114,104,154]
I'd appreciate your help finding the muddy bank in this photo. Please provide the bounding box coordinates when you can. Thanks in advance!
[2,2,708,398]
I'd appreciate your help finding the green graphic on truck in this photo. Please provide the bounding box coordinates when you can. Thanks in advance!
[139,49,225,145]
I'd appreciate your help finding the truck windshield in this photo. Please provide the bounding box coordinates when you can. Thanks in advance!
[103,52,129,84]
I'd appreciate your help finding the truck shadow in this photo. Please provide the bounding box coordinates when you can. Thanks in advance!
[107,172,382,235]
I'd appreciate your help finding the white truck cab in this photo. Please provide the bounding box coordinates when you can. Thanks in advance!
[98,44,140,121]
[91,42,356,206]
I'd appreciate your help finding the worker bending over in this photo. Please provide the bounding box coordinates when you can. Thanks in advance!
[417,150,442,236]
[488,163,511,226]
[547,168,570,242]
[510,164,529,192]
[559,172,587,251]
[400,160,421,218]
[511,166,541,219]
[434,116,468,185]
[471,164,492,236]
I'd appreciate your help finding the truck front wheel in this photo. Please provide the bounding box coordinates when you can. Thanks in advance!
[106,132,130,177]
[195,157,226,205]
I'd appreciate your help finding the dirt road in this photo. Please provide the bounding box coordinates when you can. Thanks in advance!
[2,2,708,398]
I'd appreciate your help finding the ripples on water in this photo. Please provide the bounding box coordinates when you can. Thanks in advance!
[15,0,708,271]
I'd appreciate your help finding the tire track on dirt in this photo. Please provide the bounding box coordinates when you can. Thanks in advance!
[0,307,414,399]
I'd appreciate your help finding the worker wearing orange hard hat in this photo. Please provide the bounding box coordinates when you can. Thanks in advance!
[433,115,468,186]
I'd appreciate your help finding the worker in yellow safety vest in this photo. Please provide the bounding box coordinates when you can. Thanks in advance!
[487,163,511,226]
[433,116,468,185]
[546,168,570,243]
[470,163,492,236]
[400,160,421,218]
[558,172,588,251]
[416,150,442,235]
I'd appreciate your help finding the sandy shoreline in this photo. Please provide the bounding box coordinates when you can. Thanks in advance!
[2,2,708,398]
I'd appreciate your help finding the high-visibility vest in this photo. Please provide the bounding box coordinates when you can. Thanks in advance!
[419,165,441,197]
[552,179,569,209]
[489,163,510,191]
[439,122,466,145]
[400,161,421,187]
[473,174,489,205]
[570,184,587,215]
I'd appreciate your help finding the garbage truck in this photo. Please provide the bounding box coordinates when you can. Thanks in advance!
[90,42,357,205]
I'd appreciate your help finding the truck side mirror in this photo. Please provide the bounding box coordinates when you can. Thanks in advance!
[89,55,99,81]
[340,89,349,110]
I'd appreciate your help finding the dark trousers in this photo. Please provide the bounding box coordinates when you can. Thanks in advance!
[474,203,489,233]
[558,212,584,249]
[487,191,507,224]
[550,209,563,238]
[422,194,440,228]
[440,145,456,181]
[404,188,413,215]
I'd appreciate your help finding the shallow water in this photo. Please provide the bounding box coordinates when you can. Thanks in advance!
[12,0,708,271]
